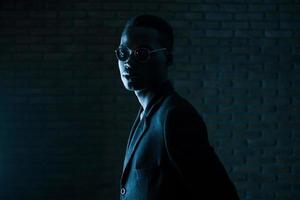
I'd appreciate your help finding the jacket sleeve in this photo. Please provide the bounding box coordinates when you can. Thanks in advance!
[164,106,240,199]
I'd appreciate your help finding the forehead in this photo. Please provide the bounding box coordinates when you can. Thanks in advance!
[120,27,161,48]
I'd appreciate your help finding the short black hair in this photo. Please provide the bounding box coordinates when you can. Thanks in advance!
[122,14,174,52]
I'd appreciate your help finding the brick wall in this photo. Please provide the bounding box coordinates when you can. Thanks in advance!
[0,0,299,199]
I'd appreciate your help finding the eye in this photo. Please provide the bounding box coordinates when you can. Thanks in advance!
[117,47,129,60]
[134,48,149,60]
[120,49,126,57]
[135,48,148,57]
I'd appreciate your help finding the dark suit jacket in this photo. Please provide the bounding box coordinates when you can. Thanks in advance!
[120,80,240,200]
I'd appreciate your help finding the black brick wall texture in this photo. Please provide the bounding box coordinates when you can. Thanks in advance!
[0,0,299,200]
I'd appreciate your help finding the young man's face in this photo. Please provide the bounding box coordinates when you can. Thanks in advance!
[117,27,168,91]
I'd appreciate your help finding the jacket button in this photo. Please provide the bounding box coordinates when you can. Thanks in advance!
[120,187,126,195]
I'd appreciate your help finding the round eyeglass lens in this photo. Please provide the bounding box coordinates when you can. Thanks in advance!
[134,48,149,62]
[116,47,129,61]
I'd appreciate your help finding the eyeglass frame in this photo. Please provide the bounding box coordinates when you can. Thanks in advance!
[114,46,168,63]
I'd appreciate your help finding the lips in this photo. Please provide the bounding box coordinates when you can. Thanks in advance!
[123,74,139,80]
[122,71,139,79]
[122,63,140,79]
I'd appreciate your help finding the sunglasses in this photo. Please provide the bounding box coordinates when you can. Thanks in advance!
[115,46,167,63]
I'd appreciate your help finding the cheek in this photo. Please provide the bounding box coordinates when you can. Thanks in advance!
[149,52,166,68]
[150,55,166,70]
[156,53,167,64]
[118,61,124,72]
[141,65,160,80]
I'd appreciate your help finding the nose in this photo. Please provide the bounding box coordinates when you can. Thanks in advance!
[124,60,135,70]
[124,63,131,70]
[125,51,137,67]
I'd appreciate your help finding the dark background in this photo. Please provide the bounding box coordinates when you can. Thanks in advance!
[0,0,299,199]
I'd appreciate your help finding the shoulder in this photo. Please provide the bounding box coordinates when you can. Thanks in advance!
[156,92,207,135]
[161,92,210,149]
[160,92,205,123]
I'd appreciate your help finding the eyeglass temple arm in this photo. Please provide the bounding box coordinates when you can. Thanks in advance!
[150,48,167,53]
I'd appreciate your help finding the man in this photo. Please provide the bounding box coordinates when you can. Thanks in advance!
[115,14,240,200]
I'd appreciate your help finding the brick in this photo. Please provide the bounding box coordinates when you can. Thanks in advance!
[220,38,248,46]
[130,3,159,11]
[235,30,264,37]
[190,54,219,64]
[190,38,218,46]
[101,3,132,10]
[220,4,247,12]
[222,22,249,29]
[29,28,57,36]
[102,20,125,28]
[263,95,291,105]
[280,21,300,29]
[160,4,189,11]
[44,53,72,61]
[13,53,43,60]
[235,13,264,20]
[87,11,116,19]
[219,104,247,113]
[59,11,86,18]
[249,54,279,64]
[203,80,232,87]
[234,96,262,105]
[189,4,219,12]
[249,4,277,12]
[248,88,277,97]
[196,104,218,113]
[205,96,233,105]
[232,46,260,54]
[206,29,233,37]
[279,4,300,12]
[169,20,190,28]
[192,21,220,29]
[219,54,248,64]
[250,21,279,29]
[201,46,231,54]
[205,12,233,20]
[248,38,277,46]
[266,12,293,20]
[262,45,291,54]
[265,30,293,37]
[44,36,73,44]
[176,12,203,20]
[0,11,28,18]
[193,87,219,96]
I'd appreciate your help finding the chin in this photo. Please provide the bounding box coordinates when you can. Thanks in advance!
[122,79,146,91]
[124,83,143,91]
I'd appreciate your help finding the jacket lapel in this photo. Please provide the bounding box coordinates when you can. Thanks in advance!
[122,106,143,172]
[121,96,166,183]
[121,80,175,183]
[126,107,143,151]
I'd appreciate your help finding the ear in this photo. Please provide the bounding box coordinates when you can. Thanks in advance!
[166,52,173,67]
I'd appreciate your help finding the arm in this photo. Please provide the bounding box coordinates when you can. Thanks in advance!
[164,106,239,199]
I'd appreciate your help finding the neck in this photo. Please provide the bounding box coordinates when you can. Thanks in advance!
[134,80,168,111]
[134,89,155,112]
